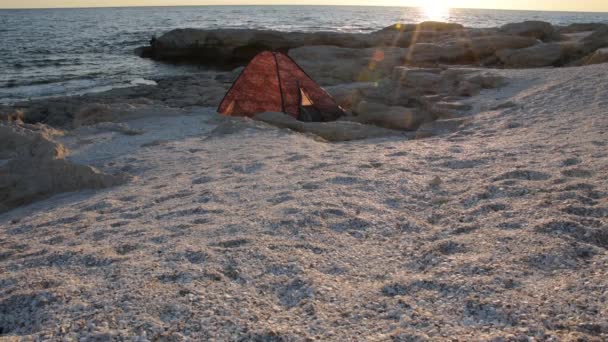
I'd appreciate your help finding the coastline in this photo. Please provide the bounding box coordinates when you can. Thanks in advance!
[3,6,608,103]
[1,19,608,340]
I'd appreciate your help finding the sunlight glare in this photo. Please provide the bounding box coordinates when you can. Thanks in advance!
[420,3,450,21]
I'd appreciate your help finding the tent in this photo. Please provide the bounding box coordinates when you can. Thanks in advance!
[217,51,345,122]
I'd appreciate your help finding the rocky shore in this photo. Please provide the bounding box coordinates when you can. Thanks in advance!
[1,20,607,340]
[137,21,608,70]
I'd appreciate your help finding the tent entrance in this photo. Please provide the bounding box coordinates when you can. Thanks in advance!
[298,86,324,122]
[224,100,246,116]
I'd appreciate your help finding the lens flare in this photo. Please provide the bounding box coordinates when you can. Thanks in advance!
[420,4,450,21]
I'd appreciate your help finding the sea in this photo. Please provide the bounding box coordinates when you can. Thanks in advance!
[1,5,608,104]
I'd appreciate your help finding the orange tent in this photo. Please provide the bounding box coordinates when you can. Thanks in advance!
[218,51,345,122]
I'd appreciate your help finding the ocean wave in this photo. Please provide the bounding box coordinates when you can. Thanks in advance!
[0,78,118,103]
[0,76,157,104]
[2,72,106,88]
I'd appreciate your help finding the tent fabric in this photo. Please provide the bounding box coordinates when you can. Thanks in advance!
[218,51,345,122]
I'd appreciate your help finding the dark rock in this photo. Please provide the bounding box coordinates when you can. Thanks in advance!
[500,21,560,41]
[558,23,607,34]
[376,21,464,33]
[582,25,608,52]
[582,48,608,65]
[497,42,587,68]
[0,123,128,213]
[352,101,433,130]
[142,28,374,67]
[253,111,410,141]
[416,118,470,138]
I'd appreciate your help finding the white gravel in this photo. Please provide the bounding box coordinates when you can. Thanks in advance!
[1,64,607,340]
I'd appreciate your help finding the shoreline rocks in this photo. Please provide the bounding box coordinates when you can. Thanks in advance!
[136,21,608,70]
[497,42,587,68]
[499,21,560,41]
[3,74,230,129]
[583,48,608,65]
[252,111,410,141]
[0,122,129,213]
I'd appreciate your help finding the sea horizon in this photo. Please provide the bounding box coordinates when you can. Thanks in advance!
[2,4,608,13]
[2,5,608,103]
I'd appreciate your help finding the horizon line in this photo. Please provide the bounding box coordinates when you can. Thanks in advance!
[1,4,608,14]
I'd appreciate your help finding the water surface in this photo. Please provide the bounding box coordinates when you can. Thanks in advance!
[1,5,607,103]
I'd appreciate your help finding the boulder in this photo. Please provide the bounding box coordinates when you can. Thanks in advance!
[9,74,228,128]
[394,68,443,90]
[288,46,373,85]
[430,44,472,63]
[373,22,466,48]
[140,23,485,66]
[0,108,24,122]
[558,23,607,34]
[325,82,379,110]
[373,79,420,107]
[454,81,482,97]
[376,21,464,33]
[136,22,580,69]
[288,46,407,85]
[497,42,586,68]
[0,123,128,213]
[140,28,374,66]
[442,35,538,61]
[562,31,595,43]
[373,30,440,48]
[206,116,276,138]
[15,99,82,127]
[352,101,433,130]
[0,123,66,160]
[499,21,559,41]
[253,112,408,141]
[389,67,508,105]
[404,43,444,64]
[415,118,470,138]
[150,76,229,107]
[583,48,608,65]
[465,73,508,89]
[403,35,538,65]
[428,101,472,119]
[582,25,608,52]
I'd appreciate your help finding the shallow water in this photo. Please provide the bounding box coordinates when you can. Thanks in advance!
[1,5,607,103]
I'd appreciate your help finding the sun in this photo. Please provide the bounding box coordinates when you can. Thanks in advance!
[420,3,450,21]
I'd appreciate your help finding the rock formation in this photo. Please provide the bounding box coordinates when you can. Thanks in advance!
[7,75,229,129]
[499,21,561,41]
[0,122,128,213]
[252,111,410,142]
[136,21,608,70]
[583,48,608,65]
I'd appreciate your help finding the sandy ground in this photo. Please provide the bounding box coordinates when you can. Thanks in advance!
[1,64,607,341]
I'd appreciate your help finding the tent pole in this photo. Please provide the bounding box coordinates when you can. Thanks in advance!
[273,52,286,113]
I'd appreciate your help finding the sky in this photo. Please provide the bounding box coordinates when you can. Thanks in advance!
[1,0,607,12]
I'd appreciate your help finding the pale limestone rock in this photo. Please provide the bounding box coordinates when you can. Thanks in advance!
[499,21,559,41]
[325,82,378,110]
[583,48,608,65]
[253,111,408,141]
[0,123,128,213]
[353,101,433,131]
[289,46,407,85]
[415,117,470,138]
[497,43,586,68]
[582,26,608,52]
